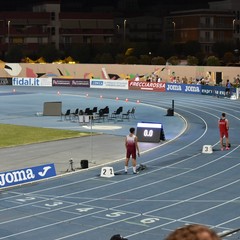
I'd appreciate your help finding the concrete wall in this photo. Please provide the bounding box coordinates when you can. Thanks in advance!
[1,63,240,85]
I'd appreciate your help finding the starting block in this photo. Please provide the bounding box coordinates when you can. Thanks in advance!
[202,145,213,154]
[100,167,115,178]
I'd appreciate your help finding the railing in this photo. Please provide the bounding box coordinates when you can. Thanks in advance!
[199,23,233,29]
[199,37,215,43]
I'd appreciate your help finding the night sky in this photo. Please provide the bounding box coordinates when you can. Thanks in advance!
[1,0,222,12]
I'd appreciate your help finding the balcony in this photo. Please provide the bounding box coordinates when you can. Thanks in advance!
[199,23,232,30]
[199,37,215,43]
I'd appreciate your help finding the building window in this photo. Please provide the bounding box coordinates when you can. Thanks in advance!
[38,37,43,44]
[104,36,112,43]
[205,17,210,27]
[64,36,71,44]
[205,45,211,53]
[83,36,92,44]
[13,37,23,44]
[51,27,55,35]
[51,12,55,21]
[218,31,224,41]
[205,31,210,41]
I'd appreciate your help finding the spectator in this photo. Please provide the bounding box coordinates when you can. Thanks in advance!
[165,224,221,240]
[135,74,140,81]
[225,79,231,97]
[146,77,151,82]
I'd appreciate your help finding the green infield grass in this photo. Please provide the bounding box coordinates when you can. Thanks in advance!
[0,124,92,148]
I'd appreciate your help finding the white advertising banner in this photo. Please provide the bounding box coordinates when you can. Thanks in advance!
[90,79,128,89]
[12,77,52,87]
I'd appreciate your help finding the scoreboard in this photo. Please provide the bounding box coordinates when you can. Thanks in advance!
[136,122,162,143]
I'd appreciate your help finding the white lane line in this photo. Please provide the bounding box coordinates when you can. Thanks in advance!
[92,215,114,221]
[3,145,238,213]
[215,216,240,228]
[0,95,239,238]
[2,100,210,198]
[2,158,238,239]
[0,208,109,239]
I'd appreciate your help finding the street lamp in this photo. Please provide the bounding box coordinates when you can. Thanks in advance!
[172,21,176,39]
[117,24,120,33]
[123,19,127,44]
[233,19,236,32]
[7,20,10,52]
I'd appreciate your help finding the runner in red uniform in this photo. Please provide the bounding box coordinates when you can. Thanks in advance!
[218,113,230,151]
[125,127,140,174]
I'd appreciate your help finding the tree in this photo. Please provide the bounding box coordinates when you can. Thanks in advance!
[206,56,220,66]
[100,53,114,63]
[167,56,180,65]
[195,52,206,66]
[151,56,166,65]
[223,51,235,65]
[125,56,138,64]
[115,53,125,64]
[139,55,152,65]
[187,55,199,66]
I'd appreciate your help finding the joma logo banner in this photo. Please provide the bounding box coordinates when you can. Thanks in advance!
[0,164,56,188]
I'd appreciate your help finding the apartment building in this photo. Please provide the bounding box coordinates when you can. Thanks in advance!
[165,9,234,54]
[0,0,238,59]
[209,0,240,44]
[0,1,114,57]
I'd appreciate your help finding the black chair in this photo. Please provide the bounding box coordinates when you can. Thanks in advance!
[84,107,90,115]
[130,107,136,118]
[71,108,79,115]
[103,106,109,114]
[92,109,104,123]
[61,109,71,121]
[102,106,109,120]
[92,107,98,114]
[117,106,123,113]
[122,109,131,120]
[110,107,123,120]
[71,108,79,121]
[86,110,93,116]
[111,106,122,116]
[78,109,84,115]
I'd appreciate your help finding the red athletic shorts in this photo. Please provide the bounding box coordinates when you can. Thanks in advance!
[220,130,228,138]
[126,148,136,159]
